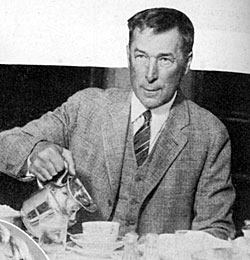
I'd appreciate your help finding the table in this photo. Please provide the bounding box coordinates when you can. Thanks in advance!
[36,231,250,260]
[50,249,123,260]
[2,214,250,260]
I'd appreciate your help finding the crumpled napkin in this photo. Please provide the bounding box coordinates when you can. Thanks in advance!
[157,230,232,260]
[231,233,250,260]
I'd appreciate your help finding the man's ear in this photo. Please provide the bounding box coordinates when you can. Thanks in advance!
[184,52,193,75]
[126,45,130,68]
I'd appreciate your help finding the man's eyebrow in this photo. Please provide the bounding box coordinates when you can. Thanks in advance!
[157,52,175,58]
[134,48,175,59]
[134,47,146,53]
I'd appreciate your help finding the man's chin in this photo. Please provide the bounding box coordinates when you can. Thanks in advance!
[141,98,161,109]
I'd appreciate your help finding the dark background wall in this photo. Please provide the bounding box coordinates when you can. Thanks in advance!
[0,65,250,235]
[0,65,104,131]
[191,71,250,235]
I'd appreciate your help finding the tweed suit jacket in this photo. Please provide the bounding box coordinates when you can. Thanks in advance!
[0,87,235,239]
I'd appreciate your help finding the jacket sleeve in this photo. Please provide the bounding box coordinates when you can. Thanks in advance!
[0,91,83,180]
[191,126,236,240]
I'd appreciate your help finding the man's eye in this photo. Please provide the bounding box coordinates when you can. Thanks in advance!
[159,57,174,67]
[135,54,146,60]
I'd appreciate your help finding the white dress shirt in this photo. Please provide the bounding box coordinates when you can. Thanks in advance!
[131,91,177,152]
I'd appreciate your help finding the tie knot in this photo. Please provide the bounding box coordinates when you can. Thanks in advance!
[143,110,151,123]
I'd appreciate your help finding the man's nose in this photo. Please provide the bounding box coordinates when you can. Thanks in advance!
[146,58,158,83]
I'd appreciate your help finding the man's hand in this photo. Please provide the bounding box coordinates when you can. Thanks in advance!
[29,142,76,182]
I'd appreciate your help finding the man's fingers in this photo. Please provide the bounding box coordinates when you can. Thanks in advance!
[29,142,76,181]
[29,165,52,182]
[62,148,76,176]
[47,154,65,174]
[29,144,64,180]
[30,154,57,178]
[34,174,47,182]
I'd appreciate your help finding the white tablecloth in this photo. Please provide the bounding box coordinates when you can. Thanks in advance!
[50,249,122,260]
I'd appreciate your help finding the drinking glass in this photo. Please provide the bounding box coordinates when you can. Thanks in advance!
[39,214,68,260]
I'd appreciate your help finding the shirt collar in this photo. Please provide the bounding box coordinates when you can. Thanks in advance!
[131,91,177,122]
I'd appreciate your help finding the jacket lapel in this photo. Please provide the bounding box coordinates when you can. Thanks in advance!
[101,89,132,197]
[141,91,190,200]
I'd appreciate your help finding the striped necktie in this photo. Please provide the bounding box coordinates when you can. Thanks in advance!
[134,110,152,167]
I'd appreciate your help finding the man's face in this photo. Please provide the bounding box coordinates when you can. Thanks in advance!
[127,27,192,109]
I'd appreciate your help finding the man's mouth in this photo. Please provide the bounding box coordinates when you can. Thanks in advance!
[142,87,160,96]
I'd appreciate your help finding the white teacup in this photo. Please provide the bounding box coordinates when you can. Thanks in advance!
[81,221,120,242]
[242,229,250,238]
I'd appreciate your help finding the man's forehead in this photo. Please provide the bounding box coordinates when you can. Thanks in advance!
[131,27,183,52]
[132,26,180,37]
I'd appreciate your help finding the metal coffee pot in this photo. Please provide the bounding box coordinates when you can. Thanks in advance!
[21,167,97,238]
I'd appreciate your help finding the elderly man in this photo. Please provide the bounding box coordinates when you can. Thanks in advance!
[0,7,235,239]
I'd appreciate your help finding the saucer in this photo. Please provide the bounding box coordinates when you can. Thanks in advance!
[69,246,117,258]
[69,235,124,258]
[70,237,124,250]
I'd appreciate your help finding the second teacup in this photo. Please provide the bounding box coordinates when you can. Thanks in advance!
[81,221,120,242]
